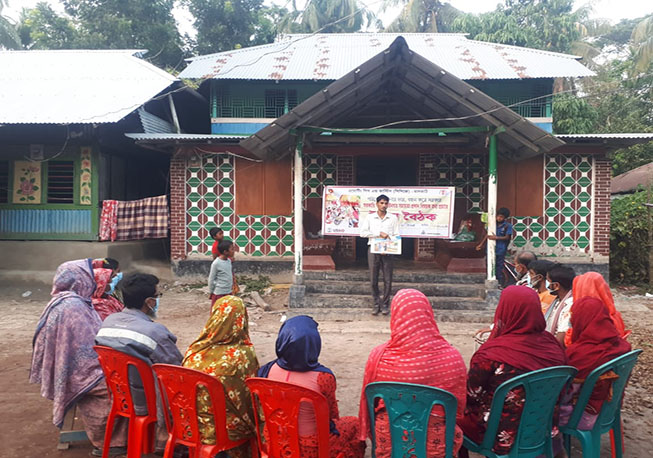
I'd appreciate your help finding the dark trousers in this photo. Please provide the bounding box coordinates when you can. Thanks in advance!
[496,253,505,286]
[368,248,394,311]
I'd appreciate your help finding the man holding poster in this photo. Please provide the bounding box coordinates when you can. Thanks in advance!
[360,194,400,315]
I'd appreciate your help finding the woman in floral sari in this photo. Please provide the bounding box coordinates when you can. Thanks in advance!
[182,295,259,458]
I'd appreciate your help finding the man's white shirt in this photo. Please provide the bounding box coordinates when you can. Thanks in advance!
[360,211,400,245]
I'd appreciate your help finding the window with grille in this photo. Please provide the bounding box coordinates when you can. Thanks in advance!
[47,161,75,203]
[265,89,298,118]
[0,161,8,203]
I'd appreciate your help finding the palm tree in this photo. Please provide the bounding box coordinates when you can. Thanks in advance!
[0,0,21,49]
[631,15,653,73]
[278,0,374,33]
[384,0,461,33]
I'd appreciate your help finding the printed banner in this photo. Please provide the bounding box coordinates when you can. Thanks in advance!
[322,186,456,238]
[370,235,402,255]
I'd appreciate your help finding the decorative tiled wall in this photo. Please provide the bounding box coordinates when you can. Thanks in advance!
[185,154,293,257]
[511,154,593,254]
[421,153,488,213]
[303,153,336,200]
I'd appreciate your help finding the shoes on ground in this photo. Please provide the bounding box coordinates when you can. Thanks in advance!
[91,446,127,457]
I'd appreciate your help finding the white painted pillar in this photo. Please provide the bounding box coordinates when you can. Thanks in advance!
[487,134,497,282]
[293,138,304,282]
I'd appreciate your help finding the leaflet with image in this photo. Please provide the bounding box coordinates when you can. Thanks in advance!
[370,235,402,255]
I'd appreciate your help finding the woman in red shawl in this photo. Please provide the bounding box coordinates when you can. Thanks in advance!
[566,272,628,346]
[92,268,124,320]
[560,297,631,430]
[459,286,567,455]
[358,289,468,457]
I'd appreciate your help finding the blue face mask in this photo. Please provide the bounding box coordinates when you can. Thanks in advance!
[108,272,123,295]
[149,297,160,318]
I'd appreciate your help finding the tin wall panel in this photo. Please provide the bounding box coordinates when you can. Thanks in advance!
[0,209,92,234]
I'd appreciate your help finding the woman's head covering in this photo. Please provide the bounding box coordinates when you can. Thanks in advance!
[183,295,258,377]
[91,268,124,321]
[51,258,96,299]
[566,297,631,379]
[30,259,104,428]
[358,289,467,440]
[474,285,567,372]
[258,315,333,377]
[572,272,627,338]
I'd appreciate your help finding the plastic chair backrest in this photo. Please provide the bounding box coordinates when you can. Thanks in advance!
[152,364,248,452]
[364,381,458,458]
[245,377,331,458]
[481,365,577,457]
[565,350,642,434]
[94,345,158,419]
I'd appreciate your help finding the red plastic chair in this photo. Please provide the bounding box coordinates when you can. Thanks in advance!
[245,377,344,458]
[152,364,256,458]
[94,345,158,458]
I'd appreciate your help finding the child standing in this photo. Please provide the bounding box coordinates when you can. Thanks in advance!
[209,227,224,260]
[476,207,513,287]
[208,240,235,307]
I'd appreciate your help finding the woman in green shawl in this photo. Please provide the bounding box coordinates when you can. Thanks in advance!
[182,295,259,458]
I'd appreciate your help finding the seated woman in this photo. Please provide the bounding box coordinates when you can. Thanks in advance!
[358,289,467,458]
[571,272,628,342]
[258,315,365,458]
[92,267,124,320]
[30,259,127,456]
[182,296,259,458]
[459,286,567,456]
[560,297,631,430]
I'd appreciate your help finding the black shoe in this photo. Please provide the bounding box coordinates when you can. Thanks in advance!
[371,308,381,316]
[381,309,390,316]
[91,447,127,457]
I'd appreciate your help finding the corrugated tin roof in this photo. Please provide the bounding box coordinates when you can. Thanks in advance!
[240,37,564,161]
[138,108,175,134]
[126,133,246,141]
[0,50,177,124]
[611,162,653,194]
[558,133,653,151]
[180,33,594,81]
[558,133,653,139]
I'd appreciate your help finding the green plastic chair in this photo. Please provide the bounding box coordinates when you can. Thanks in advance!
[364,381,458,458]
[463,365,577,458]
[561,349,642,458]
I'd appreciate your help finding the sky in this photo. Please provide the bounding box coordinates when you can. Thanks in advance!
[4,0,653,38]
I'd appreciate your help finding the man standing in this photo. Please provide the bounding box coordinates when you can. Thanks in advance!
[360,194,399,315]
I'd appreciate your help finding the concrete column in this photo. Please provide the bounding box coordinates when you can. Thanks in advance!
[289,137,306,307]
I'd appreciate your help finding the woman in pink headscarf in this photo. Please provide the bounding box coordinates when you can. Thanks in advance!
[92,268,124,320]
[358,289,468,457]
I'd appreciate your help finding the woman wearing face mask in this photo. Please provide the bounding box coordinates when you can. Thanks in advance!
[91,268,124,320]
[527,260,556,314]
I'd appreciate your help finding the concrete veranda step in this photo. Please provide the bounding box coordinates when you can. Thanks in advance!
[289,307,495,323]
[304,280,485,298]
[302,293,489,310]
[303,270,486,284]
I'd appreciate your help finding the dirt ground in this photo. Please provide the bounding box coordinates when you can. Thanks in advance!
[0,281,651,458]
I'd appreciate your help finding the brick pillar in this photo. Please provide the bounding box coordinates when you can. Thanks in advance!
[416,154,437,261]
[593,157,612,257]
[334,156,356,262]
[170,153,187,260]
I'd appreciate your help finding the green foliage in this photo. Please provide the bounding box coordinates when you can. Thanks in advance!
[553,93,597,134]
[384,0,461,33]
[236,275,272,293]
[18,2,79,49]
[451,0,584,53]
[279,0,373,34]
[610,190,651,286]
[0,0,21,49]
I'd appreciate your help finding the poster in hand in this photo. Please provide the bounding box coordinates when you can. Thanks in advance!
[370,235,402,255]
[322,186,456,238]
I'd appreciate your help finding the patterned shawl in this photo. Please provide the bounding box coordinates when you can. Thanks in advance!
[92,268,124,321]
[358,289,468,441]
[182,295,259,443]
[30,259,103,428]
